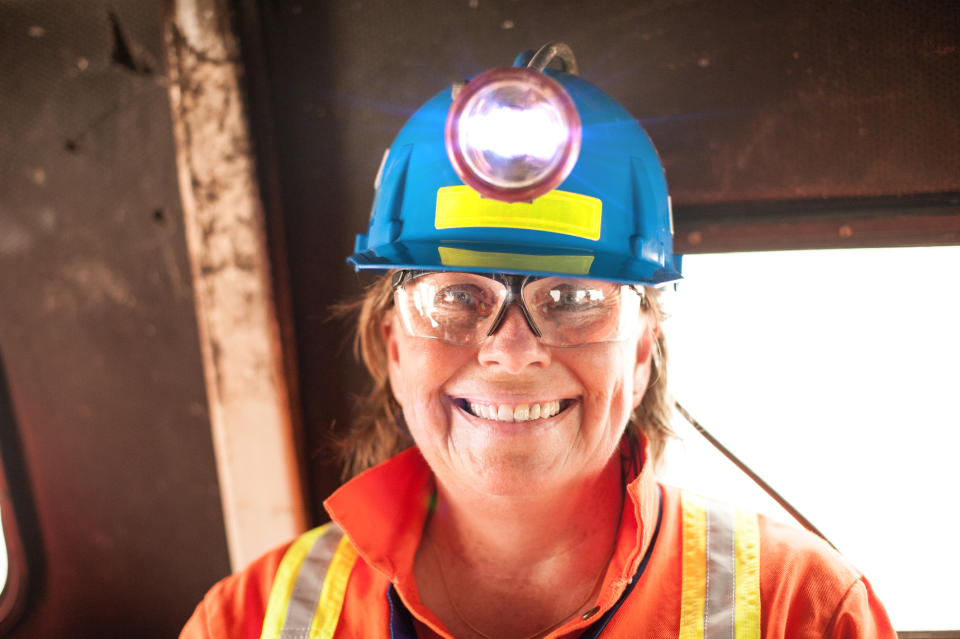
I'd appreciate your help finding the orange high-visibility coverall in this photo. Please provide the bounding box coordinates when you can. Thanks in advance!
[180,445,896,638]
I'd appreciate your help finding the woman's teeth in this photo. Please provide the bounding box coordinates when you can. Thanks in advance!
[466,400,564,422]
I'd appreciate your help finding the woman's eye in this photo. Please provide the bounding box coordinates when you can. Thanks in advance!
[441,289,473,305]
[546,287,604,310]
[436,286,490,311]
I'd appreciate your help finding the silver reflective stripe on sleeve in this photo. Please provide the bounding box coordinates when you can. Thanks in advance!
[260,523,358,639]
[704,500,735,639]
[280,525,345,637]
[679,490,761,639]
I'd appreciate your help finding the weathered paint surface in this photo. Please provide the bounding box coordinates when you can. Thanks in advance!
[164,0,307,570]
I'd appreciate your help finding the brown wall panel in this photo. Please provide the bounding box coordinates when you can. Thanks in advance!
[0,1,231,636]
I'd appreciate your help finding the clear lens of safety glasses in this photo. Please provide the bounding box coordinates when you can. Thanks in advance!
[395,272,508,346]
[522,277,641,347]
[394,271,644,347]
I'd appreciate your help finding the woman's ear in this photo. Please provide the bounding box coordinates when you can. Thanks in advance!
[383,311,405,407]
[632,323,659,408]
[382,311,399,366]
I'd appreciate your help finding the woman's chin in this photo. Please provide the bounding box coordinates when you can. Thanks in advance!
[419,401,596,497]
[447,445,569,497]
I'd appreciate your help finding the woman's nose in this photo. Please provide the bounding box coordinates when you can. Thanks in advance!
[477,305,551,372]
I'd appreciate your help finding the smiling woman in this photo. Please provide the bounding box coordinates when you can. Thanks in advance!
[180,44,897,639]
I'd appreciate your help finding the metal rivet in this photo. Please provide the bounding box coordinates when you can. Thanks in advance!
[580,606,601,620]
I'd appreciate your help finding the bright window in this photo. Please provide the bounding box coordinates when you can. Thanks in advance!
[660,246,960,632]
[0,356,30,633]
[0,511,6,591]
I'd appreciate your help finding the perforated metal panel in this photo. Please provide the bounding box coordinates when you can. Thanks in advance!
[632,0,960,203]
[0,1,231,636]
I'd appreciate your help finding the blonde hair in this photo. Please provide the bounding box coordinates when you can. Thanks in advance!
[334,273,674,478]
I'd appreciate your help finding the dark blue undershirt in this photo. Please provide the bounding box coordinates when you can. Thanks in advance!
[388,486,664,639]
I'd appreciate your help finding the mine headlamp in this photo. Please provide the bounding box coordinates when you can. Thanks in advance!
[348,42,683,288]
[444,62,581,203]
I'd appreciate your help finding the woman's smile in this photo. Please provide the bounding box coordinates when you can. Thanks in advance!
[456,397,574,422]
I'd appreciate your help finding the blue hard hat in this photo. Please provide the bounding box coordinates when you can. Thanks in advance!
[348,45,682,287]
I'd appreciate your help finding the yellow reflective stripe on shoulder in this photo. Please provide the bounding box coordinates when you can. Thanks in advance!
[435,185,602,240]
[734,509,761,639]
[437,246,594,275]
[679,492,707,639]
[259,523,358,639]
[309,533,358,639]
[679,490,761,639]
[261,525,330,639]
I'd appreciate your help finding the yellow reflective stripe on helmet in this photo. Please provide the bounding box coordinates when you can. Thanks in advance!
[679,492,707,639]
[734,509,761,639]
[435,185,602,240]
[261,525,329,639]
[309,534,359,639]
[437,246,594,275]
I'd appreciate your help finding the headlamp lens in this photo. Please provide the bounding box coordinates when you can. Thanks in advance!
[459,84,569,188]
[446,68,581,202]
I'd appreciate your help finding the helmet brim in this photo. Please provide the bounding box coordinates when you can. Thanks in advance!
[347,239,681,287]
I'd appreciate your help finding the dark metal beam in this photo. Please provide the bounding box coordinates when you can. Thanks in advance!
[676,193,960,254]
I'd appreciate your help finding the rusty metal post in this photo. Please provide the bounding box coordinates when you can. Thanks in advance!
[163,0,307,570]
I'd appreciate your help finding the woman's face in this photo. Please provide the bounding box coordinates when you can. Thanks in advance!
[385,284,658,497]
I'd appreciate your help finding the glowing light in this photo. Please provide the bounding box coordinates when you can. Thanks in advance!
[446,68,580,202]
[461,104,568,162]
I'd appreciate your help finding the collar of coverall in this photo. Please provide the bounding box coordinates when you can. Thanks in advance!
[323,435,661,633]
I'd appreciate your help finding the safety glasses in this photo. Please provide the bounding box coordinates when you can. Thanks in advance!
[392,270,646,347]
